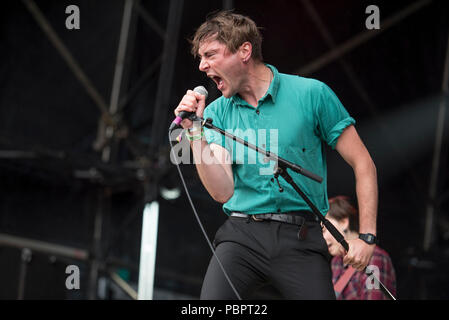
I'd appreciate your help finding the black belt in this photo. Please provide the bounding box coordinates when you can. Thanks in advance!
[230,211,319,226]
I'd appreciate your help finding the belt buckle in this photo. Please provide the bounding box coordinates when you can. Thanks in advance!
[251,214,264,222]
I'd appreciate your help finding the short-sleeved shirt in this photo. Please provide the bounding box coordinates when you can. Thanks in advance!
[203,64,355,216]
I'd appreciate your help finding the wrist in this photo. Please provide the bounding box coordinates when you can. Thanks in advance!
[185,127,204,141]
[189,119,203,132]
[187,127,201,134]
[358,233,377,245]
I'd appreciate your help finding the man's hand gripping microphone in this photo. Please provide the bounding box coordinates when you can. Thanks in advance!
[169,86,208,132]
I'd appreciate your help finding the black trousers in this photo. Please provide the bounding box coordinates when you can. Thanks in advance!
[200,215,336,300]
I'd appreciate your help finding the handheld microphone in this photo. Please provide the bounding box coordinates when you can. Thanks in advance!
[169,86,208,131]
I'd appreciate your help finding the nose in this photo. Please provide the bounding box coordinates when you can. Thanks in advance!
[199,58,209,72]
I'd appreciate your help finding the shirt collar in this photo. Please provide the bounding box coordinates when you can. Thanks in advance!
[230,63,280,106]
[264,64,280,104]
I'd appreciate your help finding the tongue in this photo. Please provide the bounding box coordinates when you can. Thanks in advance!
[217,79,224,90]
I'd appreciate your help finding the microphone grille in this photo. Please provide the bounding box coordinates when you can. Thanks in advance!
[193,86,208,99]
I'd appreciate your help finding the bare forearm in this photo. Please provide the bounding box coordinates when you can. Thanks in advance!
[190,139,234,203]
[172,90,233,202]
[354,159,378,235]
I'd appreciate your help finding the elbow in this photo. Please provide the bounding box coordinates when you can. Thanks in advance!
[354,155,377,177]
[210,176,234,204]
[212,190,234,204]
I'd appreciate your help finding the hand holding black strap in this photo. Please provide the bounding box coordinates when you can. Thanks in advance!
[323,219,349,251]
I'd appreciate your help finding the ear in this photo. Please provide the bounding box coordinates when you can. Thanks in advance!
[239,41,252,63]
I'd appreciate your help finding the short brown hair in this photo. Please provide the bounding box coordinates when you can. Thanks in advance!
[328,196,359,232]
[190,11,263,62]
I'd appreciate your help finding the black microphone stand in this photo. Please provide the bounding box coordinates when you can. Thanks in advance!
[201,117,396,300]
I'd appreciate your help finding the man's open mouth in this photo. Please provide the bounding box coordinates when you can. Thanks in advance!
[210,75,224,90]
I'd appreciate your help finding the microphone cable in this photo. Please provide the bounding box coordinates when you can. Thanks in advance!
[168,128,242,300]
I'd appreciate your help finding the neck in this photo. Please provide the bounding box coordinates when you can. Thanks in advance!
[238,61,272,107]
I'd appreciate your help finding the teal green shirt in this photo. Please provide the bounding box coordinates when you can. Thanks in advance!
[203,64,355,216]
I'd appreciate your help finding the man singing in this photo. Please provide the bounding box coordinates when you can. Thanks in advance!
[173,11,378,299]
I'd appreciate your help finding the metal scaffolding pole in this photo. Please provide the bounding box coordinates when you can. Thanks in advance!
[296,0,433,76]
[300,0,378,116]
[0,232,89,299]
[90,0,139,299]
[423,33,449,251]
[87,189,106,300]
[0,233,89,260]
[22,0,143,300]
[116,55,163,114]
[136,2,166,40]
[149,0,184,148]
[22,0,142,162]
[299,0,434,197]
[100,0,138,163]
[223,0,234,10]
[21,0,114,126]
